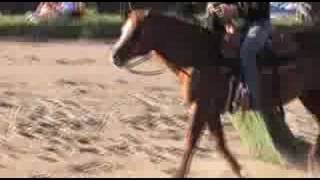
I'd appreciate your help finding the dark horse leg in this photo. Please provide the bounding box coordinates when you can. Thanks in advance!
[176,97,242,178]
[299,90,320,176]
[176,67,242,177]
[207,99,243,177]
[175,99,207,178]
[272,67,285,119]
[175,67,211,178]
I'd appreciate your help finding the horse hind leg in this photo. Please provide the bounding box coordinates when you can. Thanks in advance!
[207,99,243,177]
[308,137,320,178]
[272,67,285,120]
[175,100,207,178]
[299,90,320,177]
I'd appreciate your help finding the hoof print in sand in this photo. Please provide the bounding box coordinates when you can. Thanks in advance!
[70,161,121,174]
[24,55,40,63]
[115,79,129,85]
[56,58,96,65]
[37,155,59,163]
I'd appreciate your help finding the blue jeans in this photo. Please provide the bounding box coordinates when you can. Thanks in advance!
[60,2,76,15]
[240,20,272,109]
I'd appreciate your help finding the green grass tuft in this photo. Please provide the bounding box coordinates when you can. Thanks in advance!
[232,111,284,165]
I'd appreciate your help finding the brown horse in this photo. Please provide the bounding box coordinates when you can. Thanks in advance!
[111,9,320,177]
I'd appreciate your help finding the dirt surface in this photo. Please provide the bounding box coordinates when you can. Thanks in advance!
[0,40,316,178]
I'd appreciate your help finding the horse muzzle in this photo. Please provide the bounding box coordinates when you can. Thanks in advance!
[112,54,126,68]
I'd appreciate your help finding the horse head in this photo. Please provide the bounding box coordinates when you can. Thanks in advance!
[111,9,154,68]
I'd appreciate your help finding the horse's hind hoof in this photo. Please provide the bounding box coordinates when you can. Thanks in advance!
[238,168,249,178]
[173,174,185,178]
[305,173,315,178]
[174,171,186,178]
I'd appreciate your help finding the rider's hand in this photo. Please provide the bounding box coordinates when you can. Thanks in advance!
[225,23,236,34]
[208,4,238,19]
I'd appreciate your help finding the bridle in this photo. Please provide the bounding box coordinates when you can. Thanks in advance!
[117,4,193,77]
[123,53,167,76]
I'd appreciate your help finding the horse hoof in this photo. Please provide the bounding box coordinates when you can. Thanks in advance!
[305,173,314,178]
[305,171,320,178]
[173,173,185,178]
[238,168,249,178]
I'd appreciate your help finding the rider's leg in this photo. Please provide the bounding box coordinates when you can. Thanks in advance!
[240,20,272,110]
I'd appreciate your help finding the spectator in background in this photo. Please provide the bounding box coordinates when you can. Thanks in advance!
[26,2,85,23]
[73,2,86,17]
[26,2,59,22]
[35,2,59,19]
[57,2,85,18]
[57,2,76,16]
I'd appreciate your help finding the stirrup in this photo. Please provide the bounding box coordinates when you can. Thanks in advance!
[232,81,250,111]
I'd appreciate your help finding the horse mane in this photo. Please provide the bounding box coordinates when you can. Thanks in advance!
[127,9,215,37]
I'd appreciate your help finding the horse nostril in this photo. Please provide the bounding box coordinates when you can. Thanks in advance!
[114,60,122,67]
[113,54,120,61]
[112,54,118,60]
[113,54,123,66]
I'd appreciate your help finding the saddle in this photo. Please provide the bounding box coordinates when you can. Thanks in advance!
[192,15,298,112]
[217,32,298,113]
[219,32,298,74]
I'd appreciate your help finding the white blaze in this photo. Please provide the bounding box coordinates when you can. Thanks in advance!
[113,19,136,51]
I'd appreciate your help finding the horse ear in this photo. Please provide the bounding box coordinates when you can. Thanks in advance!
[127,8,134,16]
[144,9,152,17]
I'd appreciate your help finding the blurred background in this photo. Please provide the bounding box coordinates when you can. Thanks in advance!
[0,2,208,40]
[0,2,316,40]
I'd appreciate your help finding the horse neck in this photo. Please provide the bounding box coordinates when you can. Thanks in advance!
[149,15,221,70]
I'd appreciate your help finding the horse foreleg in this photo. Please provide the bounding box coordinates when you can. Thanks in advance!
[175,100,207,178]
[178,70,191,105]
[300,90,320,177]
[207,99,243,178]
[177,68,199,106]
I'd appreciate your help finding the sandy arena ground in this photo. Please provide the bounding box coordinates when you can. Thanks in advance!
[0,40,316,178]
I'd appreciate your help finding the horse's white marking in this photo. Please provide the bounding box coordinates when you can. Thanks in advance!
[111,18,137,70]
[113,18,136,52]
[111,12,154,74]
